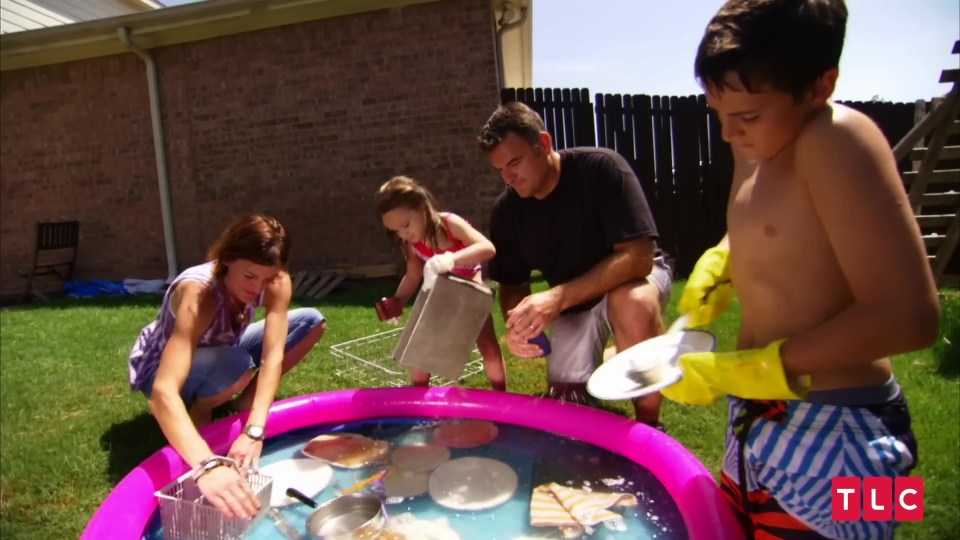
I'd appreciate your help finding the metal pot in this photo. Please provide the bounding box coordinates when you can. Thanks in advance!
[287,488,386,540]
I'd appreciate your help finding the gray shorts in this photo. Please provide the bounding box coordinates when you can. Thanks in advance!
[547,256,672,384]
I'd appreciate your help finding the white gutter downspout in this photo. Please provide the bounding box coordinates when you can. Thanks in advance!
[495,2,527,89]
[117,26,178,282]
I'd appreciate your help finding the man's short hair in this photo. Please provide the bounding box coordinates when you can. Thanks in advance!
[695,0,848,99]
[478,102,545,151]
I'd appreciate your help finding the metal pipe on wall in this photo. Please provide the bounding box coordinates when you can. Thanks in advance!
[117,26,179,281]
[495,2,527,90]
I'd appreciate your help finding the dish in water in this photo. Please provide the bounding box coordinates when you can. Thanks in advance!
[301,432,390,468]
[428,456,518,511]
[390,443,451,472]
[431,420,498,449]
[258,458,333,507]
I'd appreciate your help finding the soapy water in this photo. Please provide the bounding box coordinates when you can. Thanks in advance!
[144,418,687,540]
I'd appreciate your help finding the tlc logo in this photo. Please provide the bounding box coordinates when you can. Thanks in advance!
[832,477,924,521]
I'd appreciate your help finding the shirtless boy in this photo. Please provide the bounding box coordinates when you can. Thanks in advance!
[663,1,941,538]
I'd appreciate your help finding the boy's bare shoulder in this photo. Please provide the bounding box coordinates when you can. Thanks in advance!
[795,102,891,163]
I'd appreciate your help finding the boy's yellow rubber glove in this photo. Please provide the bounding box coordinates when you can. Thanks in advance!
[678,246,734,328]
[661,339,811,405]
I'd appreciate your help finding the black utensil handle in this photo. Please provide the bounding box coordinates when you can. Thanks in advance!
[285,487,318,508]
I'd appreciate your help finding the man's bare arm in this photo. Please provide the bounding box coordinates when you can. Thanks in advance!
[552,237,656,312]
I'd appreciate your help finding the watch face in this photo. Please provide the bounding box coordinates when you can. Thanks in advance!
[245,425,265,440]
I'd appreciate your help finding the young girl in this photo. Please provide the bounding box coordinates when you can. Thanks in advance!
[375,176,507,391]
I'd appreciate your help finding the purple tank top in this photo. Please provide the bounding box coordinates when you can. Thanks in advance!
[128,261,259,390]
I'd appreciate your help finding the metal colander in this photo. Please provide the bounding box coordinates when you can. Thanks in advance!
[155,471,272,540]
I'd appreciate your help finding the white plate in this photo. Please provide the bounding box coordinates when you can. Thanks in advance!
[428,457,518,511]
[587,330,716,401]
[258,457,333,507]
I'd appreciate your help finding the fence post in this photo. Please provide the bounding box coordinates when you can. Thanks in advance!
[912,99,926,173]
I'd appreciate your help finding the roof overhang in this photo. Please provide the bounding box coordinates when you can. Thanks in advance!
[0,0,443,71]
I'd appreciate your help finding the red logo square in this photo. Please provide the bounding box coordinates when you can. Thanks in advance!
[895,477,924,521]
[863,476,893,521]
[832,477,861,521]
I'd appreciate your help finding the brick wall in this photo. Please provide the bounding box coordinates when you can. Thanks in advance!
[0,0,503,289]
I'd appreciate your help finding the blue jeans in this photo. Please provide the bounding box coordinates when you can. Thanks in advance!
[141,307,324,405]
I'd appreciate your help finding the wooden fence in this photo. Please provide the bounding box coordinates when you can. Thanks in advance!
[501,88,924,277]
[500,88,596,148]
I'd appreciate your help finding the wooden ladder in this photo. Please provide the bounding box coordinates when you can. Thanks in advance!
[893,40,960,286]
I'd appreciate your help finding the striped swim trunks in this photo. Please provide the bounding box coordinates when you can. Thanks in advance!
[720,379,917,539]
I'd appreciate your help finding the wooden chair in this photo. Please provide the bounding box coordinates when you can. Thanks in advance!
[18,221,80,302]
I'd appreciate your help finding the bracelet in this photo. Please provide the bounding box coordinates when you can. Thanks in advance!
[191,455,239,482]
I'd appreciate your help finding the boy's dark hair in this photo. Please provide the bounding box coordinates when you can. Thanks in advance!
[695,0,848,99]
[477,102,545,151]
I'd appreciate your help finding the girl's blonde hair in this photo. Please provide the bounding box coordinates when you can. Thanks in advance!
[375,176,444,252]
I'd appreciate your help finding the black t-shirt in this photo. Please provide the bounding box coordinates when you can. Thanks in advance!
[489,147,659,312]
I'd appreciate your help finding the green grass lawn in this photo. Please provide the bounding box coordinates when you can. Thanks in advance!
[0,280,957,539]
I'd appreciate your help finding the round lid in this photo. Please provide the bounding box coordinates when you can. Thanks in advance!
[431,420,498,449]
[390,443,451,472]
[428,457,518,511]
[383,466,430,498]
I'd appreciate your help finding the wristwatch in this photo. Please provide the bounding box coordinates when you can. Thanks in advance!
[243,424,265,442]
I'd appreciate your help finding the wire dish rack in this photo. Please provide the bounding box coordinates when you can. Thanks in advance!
[329,327,485,388]
[155,472,272,540]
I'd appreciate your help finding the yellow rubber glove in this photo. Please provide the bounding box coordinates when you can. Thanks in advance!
[661,339,811,405]
[678,246,734,328]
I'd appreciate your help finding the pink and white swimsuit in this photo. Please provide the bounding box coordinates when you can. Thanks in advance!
[410,212,481,279]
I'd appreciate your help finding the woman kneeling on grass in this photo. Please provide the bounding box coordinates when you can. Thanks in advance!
[127,213,325,519]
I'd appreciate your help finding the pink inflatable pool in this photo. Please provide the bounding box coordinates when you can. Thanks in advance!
[82,387,743,539]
